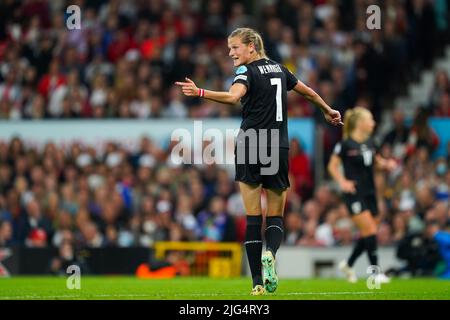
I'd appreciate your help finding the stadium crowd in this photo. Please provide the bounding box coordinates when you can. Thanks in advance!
[0,0,448,123]
[0,0,450,278]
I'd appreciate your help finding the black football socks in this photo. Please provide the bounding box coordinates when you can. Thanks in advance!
[364,234,378,266]
[347,237,365,267]
[265,216,284,257]
[348,234,379,267]
[245,215,263,287]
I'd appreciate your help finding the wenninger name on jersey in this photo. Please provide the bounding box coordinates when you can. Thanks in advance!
[257,64,283,74]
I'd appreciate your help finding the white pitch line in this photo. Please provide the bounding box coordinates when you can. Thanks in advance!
[0,291,387,300]
[284,291,385,296]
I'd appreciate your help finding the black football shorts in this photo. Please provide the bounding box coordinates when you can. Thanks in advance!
[234,146,290,190]
[343,192,378,216]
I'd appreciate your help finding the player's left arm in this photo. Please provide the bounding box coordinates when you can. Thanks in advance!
[373,138,399,171]
[175,77,246,105]
[375,154,398,171]
[292,80,343,126]
[280,65,340,123]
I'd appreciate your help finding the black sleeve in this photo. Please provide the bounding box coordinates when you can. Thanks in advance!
[281,65,298,91]
[232,65,251,90]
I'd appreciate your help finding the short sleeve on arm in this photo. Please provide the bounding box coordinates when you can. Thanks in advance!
[232,65,250,90]
[282,65,298,91]
[333,142,343,157]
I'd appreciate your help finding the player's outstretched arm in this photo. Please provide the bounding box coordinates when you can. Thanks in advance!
[175,77,247,105]
[292,80,343,126]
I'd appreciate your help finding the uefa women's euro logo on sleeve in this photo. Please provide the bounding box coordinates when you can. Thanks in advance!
[236,66,248,74]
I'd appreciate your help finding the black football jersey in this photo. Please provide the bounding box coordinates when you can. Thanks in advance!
[232,58,298,149]
[333,138,379,195]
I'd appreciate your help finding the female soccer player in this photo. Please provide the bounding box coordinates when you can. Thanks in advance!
[176,28,342,295]
[328,107,396,283]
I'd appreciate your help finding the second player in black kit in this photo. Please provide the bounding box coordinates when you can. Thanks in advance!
[328,107,397,284]
[333,137,379,216]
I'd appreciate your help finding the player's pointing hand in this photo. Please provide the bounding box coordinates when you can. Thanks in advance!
[175,77,200,97]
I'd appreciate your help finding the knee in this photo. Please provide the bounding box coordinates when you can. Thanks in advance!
[246,207,262,215]
[266,204,285,216]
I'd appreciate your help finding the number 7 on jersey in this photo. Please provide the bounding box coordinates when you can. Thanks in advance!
[270,78,282,122]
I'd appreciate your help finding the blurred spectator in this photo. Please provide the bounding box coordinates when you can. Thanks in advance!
[382,108,410,161]
[398,194,424,234]
[203,0,227,45]
[429,70,450,109]
[174,194,198,241]
[0,220,13,247]
[15,198,53,246]
[227,2,254,33]
[0,68,21,108]
[162,85,188,118]
[284,211,303,245]
[333,217,354,246]
[197,196,236,242]
[434,91,450,117]
[297,219,323,246]
[392,214,408,243]
[315,208,338,247]
[377,222,394,246]
[37,59,66,100]
[301,199,321,222]
[388,220,442,277]
[289,138,313,200]
[48,240,86,275]
[406,108,439,156]
[26,228,48,248]
[78,221,105,248]
[427,221,450,279]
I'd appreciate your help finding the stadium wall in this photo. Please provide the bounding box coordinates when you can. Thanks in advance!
[0,118,315,157]
[2,118,448,159]
[1,247,150,275]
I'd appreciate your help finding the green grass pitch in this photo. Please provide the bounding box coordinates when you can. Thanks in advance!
[0,277,449,300]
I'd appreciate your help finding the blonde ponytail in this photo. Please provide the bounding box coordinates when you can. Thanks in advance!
[343,107,371,139]
[253,32,268,59]
[229,28,268,59]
